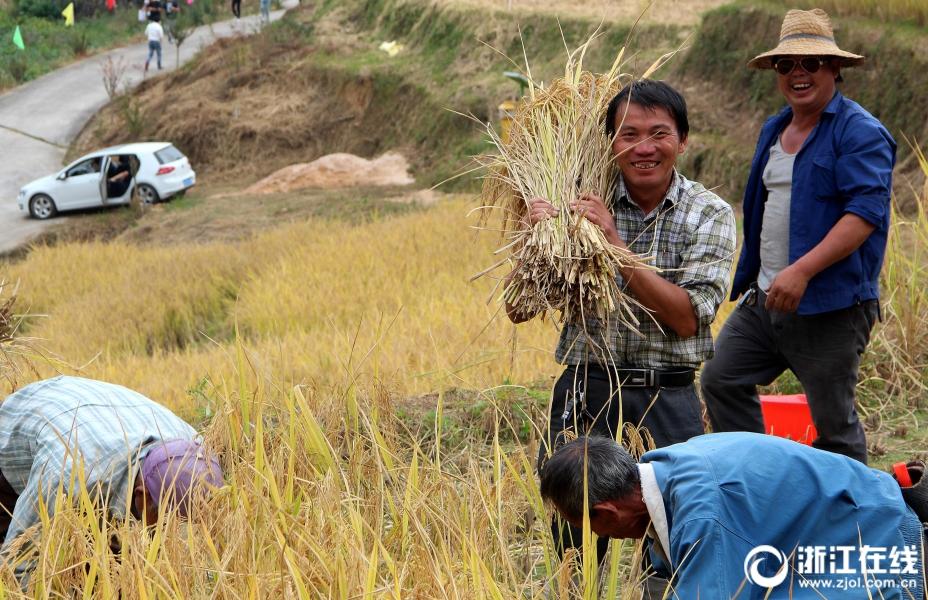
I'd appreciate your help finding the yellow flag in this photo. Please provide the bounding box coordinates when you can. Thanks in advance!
[61,2,74,26]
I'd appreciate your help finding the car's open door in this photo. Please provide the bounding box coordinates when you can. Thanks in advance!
[100,155,139,205]
[99,156,111,205]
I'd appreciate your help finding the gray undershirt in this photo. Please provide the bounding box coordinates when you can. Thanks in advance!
[758,137,796,291]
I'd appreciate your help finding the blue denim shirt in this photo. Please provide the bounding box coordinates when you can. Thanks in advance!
[731,92,896,315]
[643,433,924,599]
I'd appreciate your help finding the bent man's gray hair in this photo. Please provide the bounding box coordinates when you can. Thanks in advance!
[538,436,640,522]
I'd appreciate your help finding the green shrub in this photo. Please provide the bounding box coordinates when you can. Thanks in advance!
[68,28,90,55]
[13,0,62,19]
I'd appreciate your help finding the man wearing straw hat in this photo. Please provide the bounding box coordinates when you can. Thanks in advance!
[0,376,223,557]
[701,9,895,465]
[510,80,737,569]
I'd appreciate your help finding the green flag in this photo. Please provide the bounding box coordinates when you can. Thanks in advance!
[12,26,24,50]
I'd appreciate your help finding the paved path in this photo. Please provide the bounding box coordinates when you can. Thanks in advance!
[0,7,291,253]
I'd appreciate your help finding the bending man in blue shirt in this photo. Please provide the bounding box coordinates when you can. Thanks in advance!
[541,433,925,599]
[700,8,896,464]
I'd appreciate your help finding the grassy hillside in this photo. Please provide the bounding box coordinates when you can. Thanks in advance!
[69,0,695,190]
[680,1,928,204]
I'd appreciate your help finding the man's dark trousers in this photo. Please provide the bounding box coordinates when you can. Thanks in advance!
[701,288,879,464]
[539,363,705,563]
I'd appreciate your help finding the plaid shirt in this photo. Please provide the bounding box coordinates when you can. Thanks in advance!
[555,171,737,368]
[0,376,196,550]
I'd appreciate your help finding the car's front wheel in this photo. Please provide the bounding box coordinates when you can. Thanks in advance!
[137,184,160,204]
[29,194,57,220]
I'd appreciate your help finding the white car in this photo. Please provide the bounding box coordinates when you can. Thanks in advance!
[17,142,196,220]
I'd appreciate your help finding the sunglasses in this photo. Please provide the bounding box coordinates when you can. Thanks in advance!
[773,57,829,76]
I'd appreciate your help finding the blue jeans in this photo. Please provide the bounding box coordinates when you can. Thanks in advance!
[260,0,269,21]
[146,40,162,69]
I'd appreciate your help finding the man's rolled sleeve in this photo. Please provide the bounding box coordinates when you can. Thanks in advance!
[836,116,895,227]
[678,204,738,327]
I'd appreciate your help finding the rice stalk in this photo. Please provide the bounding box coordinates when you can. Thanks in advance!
[863,143,928,409]
[0,281,52,391]
[475,36,654,332]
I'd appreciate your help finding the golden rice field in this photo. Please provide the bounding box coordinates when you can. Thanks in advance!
[0,197,635,598]
[0,150,925,596]
[4,199,559,415]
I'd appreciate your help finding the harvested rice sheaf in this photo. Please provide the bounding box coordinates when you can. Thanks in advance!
[478,42,650,329]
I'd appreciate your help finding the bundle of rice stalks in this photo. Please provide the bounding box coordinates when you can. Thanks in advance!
[0,281,45,390]
[476,40,652,328]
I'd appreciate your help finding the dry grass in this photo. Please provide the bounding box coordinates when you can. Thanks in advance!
[0,196,660,597]
[790,0,928,27]
[863,146,928,408]
[436,0,729,25]
[2,149,927,595]
[4,197,558,412]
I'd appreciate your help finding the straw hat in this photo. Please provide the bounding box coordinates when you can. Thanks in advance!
[748,9,864,70]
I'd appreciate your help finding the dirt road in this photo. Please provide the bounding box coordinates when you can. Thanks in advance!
[0,8,291,254]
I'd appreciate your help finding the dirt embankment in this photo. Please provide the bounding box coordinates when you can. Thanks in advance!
[68,8,482,191]
[242,152,414,195]
[68,0,928,217]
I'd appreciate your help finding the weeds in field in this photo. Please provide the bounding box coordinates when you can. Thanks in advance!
[100,55,127,100]
[862,146,928,410]
[792,0,928,27]
[118,96,147,139]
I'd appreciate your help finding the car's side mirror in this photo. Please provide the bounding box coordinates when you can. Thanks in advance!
[57,173,66,180]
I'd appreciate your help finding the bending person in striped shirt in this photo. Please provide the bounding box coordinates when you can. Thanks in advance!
[0,376,223,555]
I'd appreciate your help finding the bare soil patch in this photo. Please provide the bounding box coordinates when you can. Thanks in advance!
[242,152,415,195]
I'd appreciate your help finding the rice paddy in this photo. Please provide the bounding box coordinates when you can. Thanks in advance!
[0,196,644,597]
[2,144,927,594]
[0,0,926,595]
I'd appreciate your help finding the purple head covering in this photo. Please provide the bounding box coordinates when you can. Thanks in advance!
[140,439,223,517]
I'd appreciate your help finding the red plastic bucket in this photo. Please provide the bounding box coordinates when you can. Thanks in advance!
[759,394,817,445]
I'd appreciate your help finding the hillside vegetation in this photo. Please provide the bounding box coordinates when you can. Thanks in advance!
[670,0,927,206]
[70,0,693,189]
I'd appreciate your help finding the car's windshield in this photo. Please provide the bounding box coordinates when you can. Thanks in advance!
[66,157,102,177]
[154,145,185,164]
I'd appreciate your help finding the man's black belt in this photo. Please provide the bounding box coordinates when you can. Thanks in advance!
[614,367,695,388]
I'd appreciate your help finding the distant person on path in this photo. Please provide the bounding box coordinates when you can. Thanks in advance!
[0,376,223,554]
[541,434,926,599]
[260,0,270,24]
[701,8,896,464]
[231,0,241,19]
[507,80,737,567]
[144,19,164,73]
[146,0,162,21]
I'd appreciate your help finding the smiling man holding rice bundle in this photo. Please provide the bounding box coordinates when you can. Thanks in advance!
[503,79,736,573]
